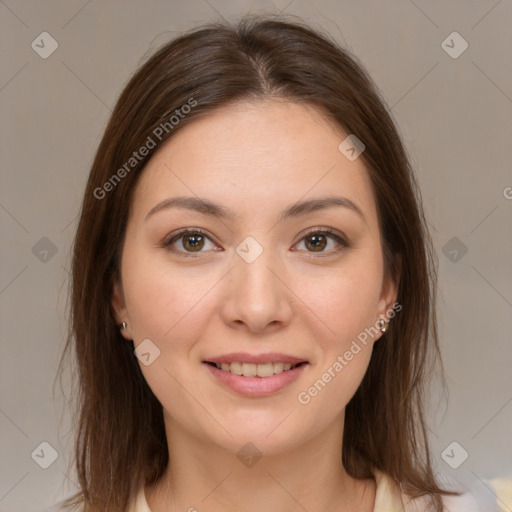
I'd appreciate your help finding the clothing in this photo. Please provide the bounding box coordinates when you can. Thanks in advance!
[127,469,483,511]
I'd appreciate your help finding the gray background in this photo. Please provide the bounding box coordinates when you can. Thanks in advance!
[1,1,511,511]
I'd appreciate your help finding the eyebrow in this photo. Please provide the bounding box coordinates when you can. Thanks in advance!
[144,195,366,224]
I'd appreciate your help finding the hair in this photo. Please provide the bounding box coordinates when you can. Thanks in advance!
[56,13,460,512]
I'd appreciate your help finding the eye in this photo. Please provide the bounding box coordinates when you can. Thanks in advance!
[163,229,219,256]
[293,228,350,255]
[162,227,350,258]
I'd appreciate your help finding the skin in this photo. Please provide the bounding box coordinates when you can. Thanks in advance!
[112,98,399,512]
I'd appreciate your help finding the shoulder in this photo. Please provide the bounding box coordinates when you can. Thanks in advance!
[403,491,484,512]
[373,469,406,510]
[40,499,84,512]
[373,469,490,512]
[42,487,149,512]
[441,492,483,512]
[127,485,151,512]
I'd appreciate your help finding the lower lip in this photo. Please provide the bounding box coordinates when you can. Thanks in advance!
[203,363,308,397]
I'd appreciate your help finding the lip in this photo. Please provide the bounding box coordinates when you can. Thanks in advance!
[203,361,308,397]
[203,352,308,365]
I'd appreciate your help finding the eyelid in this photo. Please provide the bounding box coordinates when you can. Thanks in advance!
[162,228,220,257]
[291,227,350,255]
[295,226,347,242]
[162,226,350,257]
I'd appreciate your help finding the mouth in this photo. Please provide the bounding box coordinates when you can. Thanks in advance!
[204,360,307,377]
[202,355,309,397]
[201,352,309,397]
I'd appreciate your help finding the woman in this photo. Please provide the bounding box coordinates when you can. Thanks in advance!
[57,14,481,512]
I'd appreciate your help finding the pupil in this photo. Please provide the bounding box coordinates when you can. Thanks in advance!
[307,234,326,251]
[184,235,203,251]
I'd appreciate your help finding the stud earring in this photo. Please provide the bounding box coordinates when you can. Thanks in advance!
[120,321,127,331]
[378,318,387,333]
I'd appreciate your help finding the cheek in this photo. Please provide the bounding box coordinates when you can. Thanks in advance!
[122,249,219,348]
[296,272,379,415]
[300,255,383,348]
[122,260,219,412]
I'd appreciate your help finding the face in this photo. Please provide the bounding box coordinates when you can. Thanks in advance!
[112,99,398,455]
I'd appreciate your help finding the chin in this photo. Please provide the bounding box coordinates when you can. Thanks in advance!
[200,414,311,457]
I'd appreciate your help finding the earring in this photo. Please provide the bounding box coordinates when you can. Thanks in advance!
[120,321,127,331]
[378,318,387,333]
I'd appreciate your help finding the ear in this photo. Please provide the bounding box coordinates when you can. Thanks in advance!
[111,278,132,340]
[376,253,402,333]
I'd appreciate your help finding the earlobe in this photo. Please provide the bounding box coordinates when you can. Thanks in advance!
[377,253,402,325]
[111,279,131,338]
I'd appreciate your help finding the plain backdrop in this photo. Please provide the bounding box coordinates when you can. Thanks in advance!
[1,1,511,511]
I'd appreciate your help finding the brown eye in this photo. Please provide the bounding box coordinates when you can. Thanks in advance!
[164,229,218,256]
[182,234,205,252]
[294,229,350,255]
[305,234,328,252]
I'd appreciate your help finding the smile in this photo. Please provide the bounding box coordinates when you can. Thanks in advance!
[206,361,305,377]
[203,361,308,397]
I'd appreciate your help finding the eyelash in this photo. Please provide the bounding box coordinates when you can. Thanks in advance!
[162,227,350,258]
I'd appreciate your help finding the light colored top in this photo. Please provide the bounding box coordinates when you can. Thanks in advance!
[127,469,483,511]
[43,471,507,511]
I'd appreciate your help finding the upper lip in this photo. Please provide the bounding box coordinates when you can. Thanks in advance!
[203,352,308,365]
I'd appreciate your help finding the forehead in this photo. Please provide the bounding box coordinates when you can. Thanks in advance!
[132,99,378,226]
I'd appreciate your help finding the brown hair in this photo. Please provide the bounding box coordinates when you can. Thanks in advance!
[57,13,459,512]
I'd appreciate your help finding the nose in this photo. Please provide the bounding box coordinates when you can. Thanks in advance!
[220,248,293,335]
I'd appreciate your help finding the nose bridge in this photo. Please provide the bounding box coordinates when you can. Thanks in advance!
[220,237,292,332]
[236,243,277,290]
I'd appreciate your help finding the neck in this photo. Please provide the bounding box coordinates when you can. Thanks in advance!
[145,412,375,512]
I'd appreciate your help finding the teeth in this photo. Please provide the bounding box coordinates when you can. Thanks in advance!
[256,363,273,377]
[213,362,300,376]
